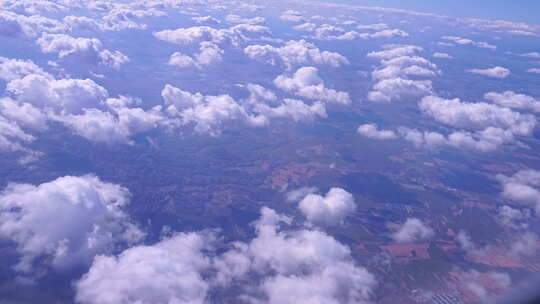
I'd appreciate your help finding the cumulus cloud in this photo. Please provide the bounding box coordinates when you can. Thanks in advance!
[161,84,265,135]
[192,15,221,25]
[359,29,409,39]
[312,24,360,40]
[392,218,434,243]
[358,96,524,152]
[441,36,497,50]
[432,52,453,59]
[293,22,317,32]
[75,232,211,304]
[254,98,327,122]
[461,270,511,301]
[154,24,270,47]
[419,95,536,135]
[0,10,63,38]
[485,91,540,112]
[357,23,389,31]
[280,10,304,22]
[56,98,164,144]
[298,187,356,226]
[466,66,511,78]
[398,126,516,152]
[510,232,538,257]
[0,175,143,273]
[244,39,349,69]
[155,24,270,69]
[367,45,436,102]
[498,205,530,229]
[76,207,377,304]
[105,8,166,29]
[225,14,265,25]
[0,56,52,81]
[161,82,332,135]
[368,78,433,102]
[274,67,351,105]
[357,124,397,140]
[215,207,377,304]
[169,42,223,68]
[367,45,424,60]
[37,34,129,69]
[497,170,540,214]
[7,74,109,114]
[403,94,538,152]
[0,96,48,131]
[3,68,167,146]
[0,111,39,162]
[285,186,318,202]
[310,24,408,41]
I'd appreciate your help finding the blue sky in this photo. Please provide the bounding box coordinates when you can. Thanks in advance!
[322,0,540,24]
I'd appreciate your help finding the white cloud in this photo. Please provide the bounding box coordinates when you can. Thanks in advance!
[484,91,540,112]
[432,52,453,59]
[510,232,538,257]
[359,29,409,39]
[244,39,349,69]
[513,52,540,59]
[76,206,377,304]
[168,43,224,69]
[254,98,327,122]
[371,56,439,81]
[225,14,265,25]
[311,23,408,41]
[498,205,530,229]
[0,10,63,38]
[192,15,220,25]
[293,22,316,32]
[4,71,167,146]
[0,112,39,162]
[37,34,129,69]
[0,175,143,273]
[357,124,397,140]
[280,10,304,23]
[398,126,515,152]
[419,95,536,135]
[55,101,164,144]
[0,0,71,15]
[367,45,436,102]
[274,67,351,105]
[285,186,318,203]
[298,187,356,226]
[168,51,197,68]
[367,45,423,60]
[0,57,52,81]
[456,230,484,256]
[392,218,434,243]
[441,36,497,50]
[312,24,360,41]
[154,24,270,47]
[357,23,388,31]
[75,232,211,304]
[368,78,433,102]
[527,68,540,74]
[7,74,109,114]
[101,7,166,31]
[466,66,511,78]
[497,170,540,214]
[215,207,377,304]
[462,270,511,301]
[0,97,48,131]
[161,84,264,135]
